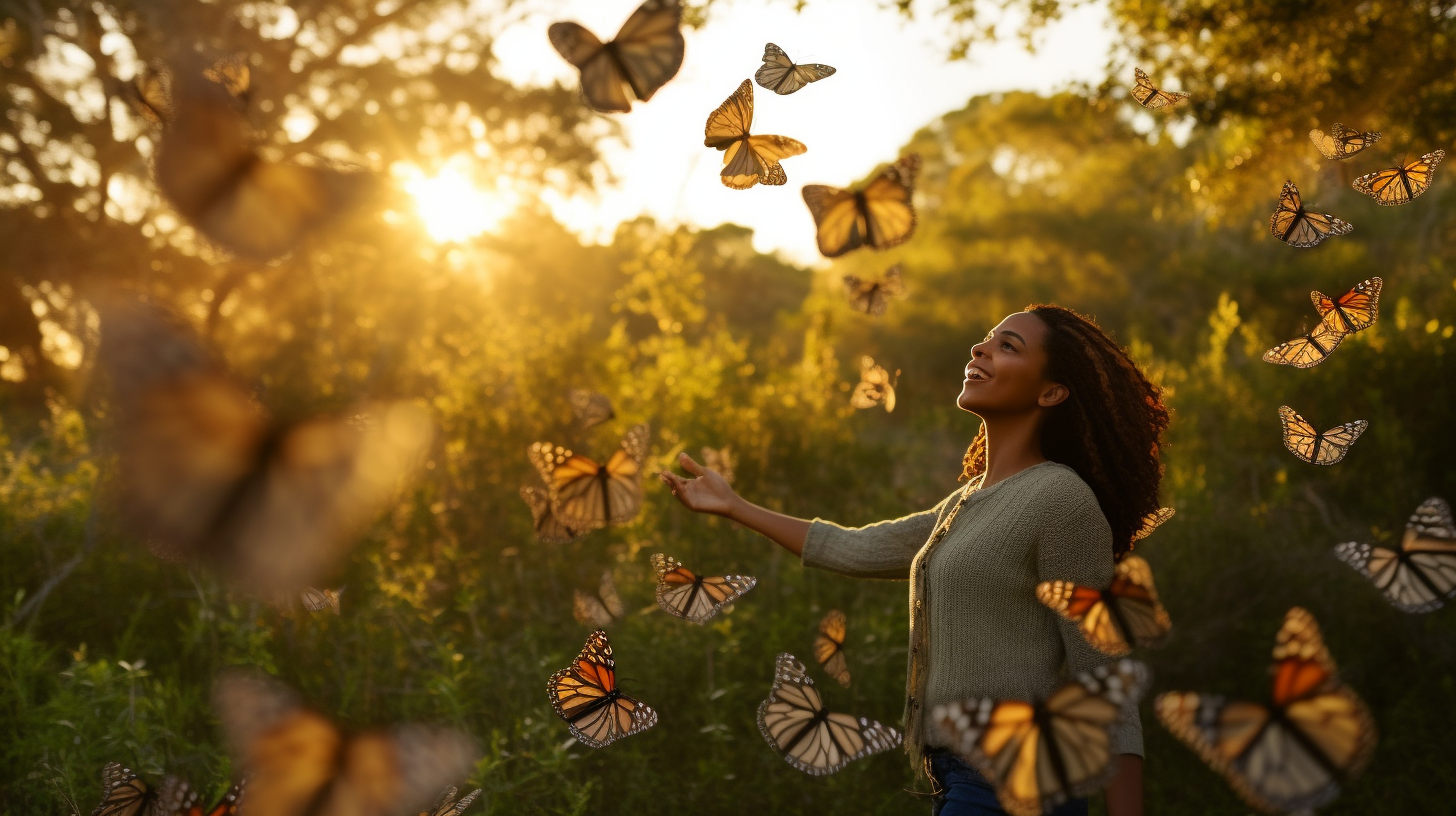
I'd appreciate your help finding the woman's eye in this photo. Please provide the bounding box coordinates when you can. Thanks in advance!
[1001,341,1014,351]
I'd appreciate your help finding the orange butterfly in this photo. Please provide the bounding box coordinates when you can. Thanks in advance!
[547,630,658,747]
[548,0,684,113]
[1036,555,1172,656]
[651,553,756,624]
[704,79,806,189]
[1262,320,1347,369]
[812,609,851,686]
[528,424,650,531]
[1130,67,1189,109]
[1269,181,1352,248]
[802,155,919,257]
[1132,507,1175,542]
[1353,150,1444,205]
[1314,276,1382,334]
[1278,406,1367,465]
[1309,124,1380,160]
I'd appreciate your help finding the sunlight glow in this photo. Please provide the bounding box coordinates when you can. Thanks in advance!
[402,163,516,243]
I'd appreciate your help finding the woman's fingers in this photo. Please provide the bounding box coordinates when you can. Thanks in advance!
[677,452,706,476]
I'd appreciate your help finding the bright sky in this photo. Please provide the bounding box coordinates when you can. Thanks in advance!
[490,0,1115,265]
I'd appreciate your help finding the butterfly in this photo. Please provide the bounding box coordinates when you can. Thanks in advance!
[1130,67,1189,109]
[1308,124,1381,160]
[155,66,372,261]
[1315,276,1382,334]
[518,485,581,544]
[1132,507,1175,542]
[547,629,658,748]
[1269,181,1353,248]
[650,553,756,624]
[757,652,901,775]
[704,79,807,189]
[97,297,435,595]
[568,389,614,428]
[932,659,1150,816]
[1352,150,1445,205]
[179,782,246,816]
[126,60,175,125]
[1035,555,1172,656]
[1278,406,1367,466]
[301,586,343,614]
[803,155,919,258]
[202,54,250,103]
[418,786,482,816]
[850,356,898,412]
[1155,607,1377,815]
[528,423,650,531]
[754,43,836,95]
[843,265,906,316]
[574,571,625,628]
[213,671,477,816]
[1262,320,1348,369]
[700,445,735,484]
[548,0,684,114]
[1335,497,1456,613]
[813,609,851,687]
[90,763,191,816]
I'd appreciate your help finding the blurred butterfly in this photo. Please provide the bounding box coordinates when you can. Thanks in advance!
[418,786,482,816]
[1269,181,1353,248]
[813,609,850,687]
[757,652,901,775]
[1352,150,1445,205]
[213,670,478,816]
[1315,276,1382,334]
[574,571,625,628]
[528,423,650,531]
[933,659,1150,816]
[850,356,898,412]
[1262,319,1347,369]
[803,155,919,257]
[548,0,684,114]
[97,297,435,594]
[754,43,836,95]
[700,445,735,484]
[1130,67,1189,109]
[301,586,343,614]
[547,629,658,748]
[1309,123,1381,160]
[202,54,250,103]
[650,552,756,624]
[568,389,614,428]
[1132,507,1175,542]
[704,79,807,189]
[126,60,174,125]
[518,485,581,544]
[1335,496,1456,613]
[1278,405,1367,466]
[156,66,372,261]
[1036,555,1172,656]
[90,763,191,816]
[843,265,905,316]
[1156,608,1376,815]
[180,781,246,816]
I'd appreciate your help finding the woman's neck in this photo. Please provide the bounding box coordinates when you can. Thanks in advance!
[978,412,1048,488]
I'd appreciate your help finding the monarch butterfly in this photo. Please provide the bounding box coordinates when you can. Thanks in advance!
[1155,608,1377,815]
[568,389,614,428]
[1130,67,1189,109]
[126,60,175,125]
[1314,276,1382,334]
[155,67,372,261]
[418,786,482,816]
[1352,150,1444,205]
[1262,320,1347,369]
[97,298,435,595]
[802,154,919,258]
[1309,124,1381,160]
[212,671,478,816]
[754,43,836,95]
[180,782,245,816]
[650,553,756,624]
[1335,497,1456,613]
[1036,555,1172,656]
[1131,507,1175,542]
[933,659,1150,816]
[300,586,343,614]
[850,356,898,412]
[548,0,684,114]
[757,652,901,775]
[574,571,625,628]
[89,763,191,816]
[813,609,851,687]
[547,630,658,748]
[704,79,807,189]
[1278,406,1367,466]
[202,54,250,103]
[1269,181,1353,248]
[700,445,735,485]
[528,423,650,531]
[843,265,906,316]
[518,485,582,544]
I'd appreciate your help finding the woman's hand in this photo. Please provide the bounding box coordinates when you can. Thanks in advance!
[659,452,739,517]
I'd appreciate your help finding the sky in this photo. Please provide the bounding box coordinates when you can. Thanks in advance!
[489,0,1116,265]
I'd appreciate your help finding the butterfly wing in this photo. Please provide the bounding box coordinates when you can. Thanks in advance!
[1269,181,1353,247]
[706,80,805,189]
[519,485,580,544]
[548,23,629,113]
[127,60,174,125]
[609,0,685,104]
[189,782,244,816]
[204,54,251,102]
[1130,67,1189,109]
[528,443,607,530]
[860,155,919,251]
[573,590,614,628]
[1278,406,1366,465]
[421,786,482,816]
[599,422,649,525]
[568,389,614,428]
[1131,507,1175,542]
[1035,558,1172,655]
[651,553,755,623]
[90,764,189,816]
[1313,276,1382,334]
[1309,124,1380,160]
[1262,320,1346,368]
[547,630,658,748]
[813,609,851,686]
[1337,497,1456,612]
[301,587,342,614]
[1354,150,1444,205]
[757,653,900,775]
[704,79,753,150]
[803,185,865,258]
[755,43,835,94]
[850,358,895,411]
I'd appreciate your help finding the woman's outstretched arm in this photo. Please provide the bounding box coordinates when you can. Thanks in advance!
[659,452,810,556]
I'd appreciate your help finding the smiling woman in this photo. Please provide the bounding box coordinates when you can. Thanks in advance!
[401,163,517,243]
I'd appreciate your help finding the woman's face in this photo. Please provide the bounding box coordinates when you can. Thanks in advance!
[957,311,1065,415]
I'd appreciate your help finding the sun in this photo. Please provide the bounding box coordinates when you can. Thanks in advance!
[401,163,515,243]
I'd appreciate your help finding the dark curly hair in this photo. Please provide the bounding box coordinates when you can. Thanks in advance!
[959,305,1170,558]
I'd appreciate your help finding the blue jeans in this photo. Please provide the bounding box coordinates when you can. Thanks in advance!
[928,751,1088,816]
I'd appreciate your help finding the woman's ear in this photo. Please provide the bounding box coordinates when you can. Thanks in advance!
[1039,382,1070,408]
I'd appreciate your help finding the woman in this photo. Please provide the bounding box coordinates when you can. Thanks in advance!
[660,305,1169,816]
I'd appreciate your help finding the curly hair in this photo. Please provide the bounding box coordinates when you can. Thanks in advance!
[959,305,1170,558]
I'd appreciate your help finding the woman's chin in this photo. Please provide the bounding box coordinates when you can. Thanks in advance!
[956,389,981,412]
